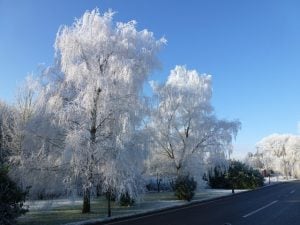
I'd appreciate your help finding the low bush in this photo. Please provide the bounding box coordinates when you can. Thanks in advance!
[174,175,197,201]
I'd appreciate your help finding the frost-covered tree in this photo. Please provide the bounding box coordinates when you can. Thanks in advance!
[0,101,15,165]
[245,152,263,168]
[4,76,66,200]
[145,148,175,192]
[149,66,240,184]
[0,76,39,169]
[10,76,39,163]
[256,134,300,178]
[285,136,300,177]
[47,9,165,213]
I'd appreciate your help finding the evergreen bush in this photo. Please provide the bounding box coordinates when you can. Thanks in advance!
[174,175,197,201]
[208,161,264,189]
[0,166,28,225]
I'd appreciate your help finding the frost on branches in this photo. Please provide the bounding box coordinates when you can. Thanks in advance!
[48,9,165,213]
[6,76,66,200]
[1,7,243,216]
[148,66,240,185]
[0,101,14,165]
[255,134,300,178]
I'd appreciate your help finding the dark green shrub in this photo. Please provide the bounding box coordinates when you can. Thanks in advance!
[0,166,28,225]
[174,175,197,201]
[208,161,264,189]
[207,166,229,188]
[119,192,135,206]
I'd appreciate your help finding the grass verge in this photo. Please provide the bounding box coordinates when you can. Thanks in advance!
[18,189,239,225]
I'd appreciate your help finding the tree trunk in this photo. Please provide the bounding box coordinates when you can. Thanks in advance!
[231,179,235,194]
[176,166,181,177]
[82,88,101,214]
[156,173,160,193]
[82,188,91,213]
[96,184,102,197]
[107,190,112,217]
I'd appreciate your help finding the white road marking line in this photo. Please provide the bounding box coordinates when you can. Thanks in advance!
[290,190,295,194]
[243,200,278,218]
[106,184,282,225]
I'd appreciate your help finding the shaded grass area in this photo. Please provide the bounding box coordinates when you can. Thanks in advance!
[18,196,130,225]
[18,190,235,225]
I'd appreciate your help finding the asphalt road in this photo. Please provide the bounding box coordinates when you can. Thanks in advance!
[97,181,300,225]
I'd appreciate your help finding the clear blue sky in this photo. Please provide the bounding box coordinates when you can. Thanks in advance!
[1,0,300,158]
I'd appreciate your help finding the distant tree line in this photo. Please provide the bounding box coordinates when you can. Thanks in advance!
[246,134,300,179]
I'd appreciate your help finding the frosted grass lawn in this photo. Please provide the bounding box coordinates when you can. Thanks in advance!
[18,189,244,225]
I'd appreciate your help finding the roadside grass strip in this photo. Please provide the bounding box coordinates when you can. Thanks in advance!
[18,189,242,225]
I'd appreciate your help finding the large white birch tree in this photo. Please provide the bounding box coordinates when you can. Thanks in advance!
[48,9,165,213]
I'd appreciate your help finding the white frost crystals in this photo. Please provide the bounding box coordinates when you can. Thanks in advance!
[255,134,300,178]
[50,8,166,213]
[148,65,240,185]
[166,66,212,96]
[1,8,241,215]
[55,9,166,88]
